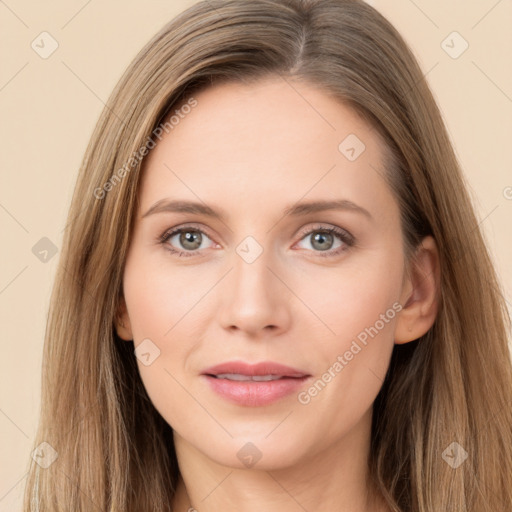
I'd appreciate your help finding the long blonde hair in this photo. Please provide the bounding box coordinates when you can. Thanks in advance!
[23,0,512,510]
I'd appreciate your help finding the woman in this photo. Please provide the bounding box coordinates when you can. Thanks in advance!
[23,0,512,511]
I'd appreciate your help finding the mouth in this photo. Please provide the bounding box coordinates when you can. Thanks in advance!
[201,360,311,406]
[201,360,310,379]
[207,373,303,381]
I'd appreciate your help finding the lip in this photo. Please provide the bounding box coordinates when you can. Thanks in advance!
[201,360,312,407]
[201,360,309,378]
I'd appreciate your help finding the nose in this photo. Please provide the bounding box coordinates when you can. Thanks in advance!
[217,245,292,337]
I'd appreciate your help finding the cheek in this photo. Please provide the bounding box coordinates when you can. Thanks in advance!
[123,251,204,341]
[294,249,402,418]
[304,247,403,345]
[121,258,198,427]
[121,250,212,398]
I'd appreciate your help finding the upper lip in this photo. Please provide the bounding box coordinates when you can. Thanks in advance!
[201,360,310,378]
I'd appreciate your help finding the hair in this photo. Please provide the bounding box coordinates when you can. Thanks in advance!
[23,0,512,510]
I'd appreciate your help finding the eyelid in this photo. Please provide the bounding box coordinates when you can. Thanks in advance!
[295,223,355,246]
[158,223,217,254]
[159,222,214,242]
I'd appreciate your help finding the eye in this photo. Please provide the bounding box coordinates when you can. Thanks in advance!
[158,223,355,258]
[294,225,355,257]
[159,224,216,257]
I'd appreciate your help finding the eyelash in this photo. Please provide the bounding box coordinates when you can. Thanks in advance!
[158,223,355,259]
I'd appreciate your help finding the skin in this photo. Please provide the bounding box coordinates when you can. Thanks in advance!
[115,77,440,512]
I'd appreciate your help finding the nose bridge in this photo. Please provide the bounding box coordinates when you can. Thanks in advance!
[233,242,272,297]
[217,236,290,334]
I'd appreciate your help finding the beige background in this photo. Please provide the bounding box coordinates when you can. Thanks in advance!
[1,0,511,509]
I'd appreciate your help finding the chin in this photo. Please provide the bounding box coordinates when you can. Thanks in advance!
[198,436,308,471]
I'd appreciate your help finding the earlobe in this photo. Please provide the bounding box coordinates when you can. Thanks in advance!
[114,295,133,341]
[394,236,440,345]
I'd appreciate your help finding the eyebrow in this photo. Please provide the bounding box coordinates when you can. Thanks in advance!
[142,198,373,222]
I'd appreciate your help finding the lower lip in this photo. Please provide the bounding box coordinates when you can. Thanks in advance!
[202,375,311,406]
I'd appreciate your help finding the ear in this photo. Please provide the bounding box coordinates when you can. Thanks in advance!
[395,235,440,344]
[114,294,133,341]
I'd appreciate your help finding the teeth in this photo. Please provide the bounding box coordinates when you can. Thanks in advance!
[215,373,284,381]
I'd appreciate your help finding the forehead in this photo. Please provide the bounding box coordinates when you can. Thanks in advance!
[138,77,395,222]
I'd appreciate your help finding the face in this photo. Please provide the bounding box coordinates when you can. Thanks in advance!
[118,77,412,470]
